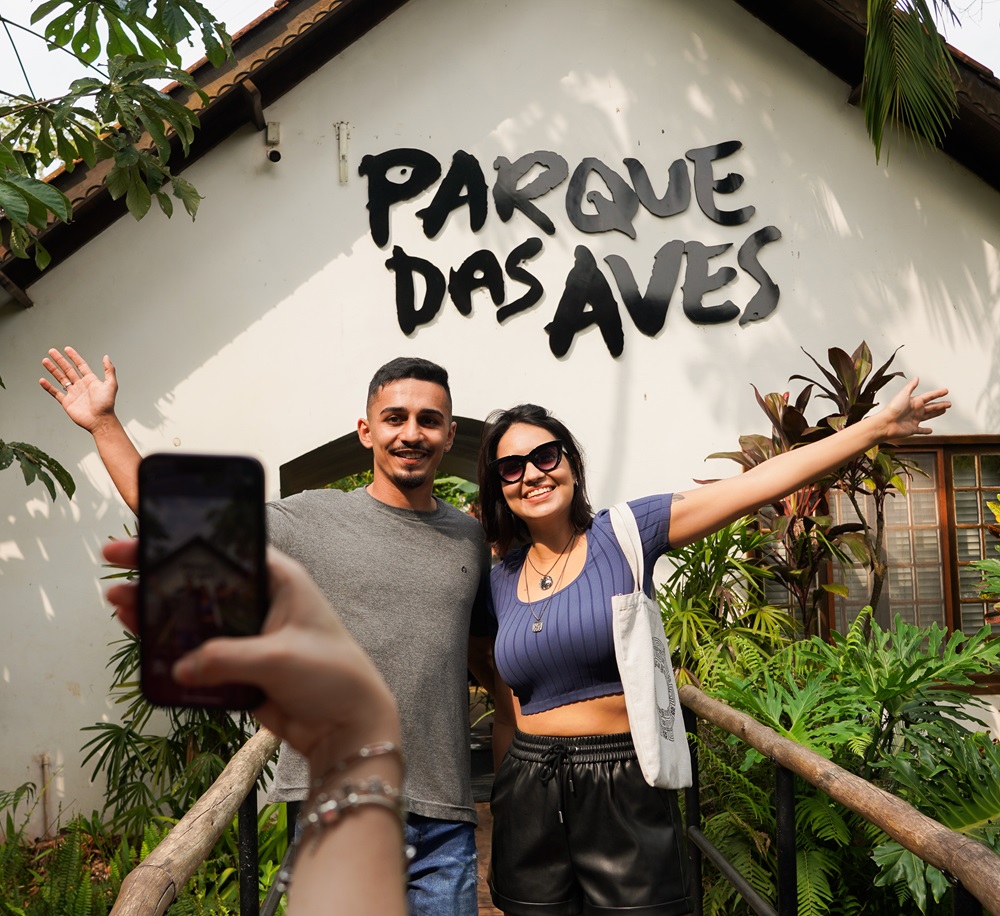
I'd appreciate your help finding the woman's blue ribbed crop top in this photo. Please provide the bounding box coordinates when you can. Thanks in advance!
[488,494,673,714]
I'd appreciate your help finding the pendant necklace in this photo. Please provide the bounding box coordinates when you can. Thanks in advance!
[524,532,576,633]
[526,542,568,590]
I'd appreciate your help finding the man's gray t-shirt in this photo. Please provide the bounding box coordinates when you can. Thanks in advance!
[266,487,491,824]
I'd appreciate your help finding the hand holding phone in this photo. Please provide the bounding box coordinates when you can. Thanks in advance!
[137,453,268,709]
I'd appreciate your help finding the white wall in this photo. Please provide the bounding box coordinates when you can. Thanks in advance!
[1,0,998,835]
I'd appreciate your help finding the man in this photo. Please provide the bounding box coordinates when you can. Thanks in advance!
[40,347,495,916]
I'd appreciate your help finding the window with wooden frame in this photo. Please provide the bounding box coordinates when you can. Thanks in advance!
[826,438,1000,637]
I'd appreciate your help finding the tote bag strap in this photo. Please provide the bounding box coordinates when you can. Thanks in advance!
[609,502,645,594]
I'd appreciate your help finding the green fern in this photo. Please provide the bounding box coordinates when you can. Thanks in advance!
[796,793,852,847]
[796,847,837,916]
[701,605,1000,913]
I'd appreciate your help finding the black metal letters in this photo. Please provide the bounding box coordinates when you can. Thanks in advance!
[361,140,782,358]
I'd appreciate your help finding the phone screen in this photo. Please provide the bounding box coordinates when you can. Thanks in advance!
[137,453,267,709]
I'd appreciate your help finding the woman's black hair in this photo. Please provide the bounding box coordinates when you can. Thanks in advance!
[477,403,594,556]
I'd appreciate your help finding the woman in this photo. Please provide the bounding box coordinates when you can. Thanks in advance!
[477,379,949,916]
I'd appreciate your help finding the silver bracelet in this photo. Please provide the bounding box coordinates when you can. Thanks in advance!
[276,775,409,895]
[301,775,404,834]
[310,740,404,789]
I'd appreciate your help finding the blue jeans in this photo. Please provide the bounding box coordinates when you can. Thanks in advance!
[404,814,478,916]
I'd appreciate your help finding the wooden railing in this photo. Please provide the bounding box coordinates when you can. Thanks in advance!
[109,728,280,916]
[108,689,1000,916]
[680,684,1000,916]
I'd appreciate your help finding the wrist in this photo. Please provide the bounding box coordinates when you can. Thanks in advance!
[89,412,123,438]
[861,410,893,443]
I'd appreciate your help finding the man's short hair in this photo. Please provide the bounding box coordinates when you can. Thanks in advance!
[367,357,452,411]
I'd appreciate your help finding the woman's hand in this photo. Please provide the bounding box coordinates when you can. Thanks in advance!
[102,540,401,771]
[103,541,407,916]
[874,377,950,440]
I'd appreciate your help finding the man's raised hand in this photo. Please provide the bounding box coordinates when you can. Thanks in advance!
[40,346,119,432]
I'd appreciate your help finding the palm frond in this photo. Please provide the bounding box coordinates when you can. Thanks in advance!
[863,0,959,160]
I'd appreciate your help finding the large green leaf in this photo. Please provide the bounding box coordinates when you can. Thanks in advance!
[4,172,73,223]
[884,732,1000,842]
[872,841,949,912]
[3,441,76,500]
[0,179,30,225]
[31,0,231,68]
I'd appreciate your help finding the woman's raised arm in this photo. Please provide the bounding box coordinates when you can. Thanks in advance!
[667,378,950,549]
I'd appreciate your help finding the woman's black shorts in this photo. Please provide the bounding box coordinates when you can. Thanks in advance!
[488,730,692,916]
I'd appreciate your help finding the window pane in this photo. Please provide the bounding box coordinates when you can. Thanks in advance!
[982,455,1000,489]
[907,453,937,481]
[888,566,914,600]
[953,454,977,487]
[956,527,983,562]
[913,529,940,561]
[909,491,937,527]
[962,603,987,633]
[886,529,911,555]
[954,491,981,525]
[960,565,986,600]
[916,567,943,601]
[885,497,910,525]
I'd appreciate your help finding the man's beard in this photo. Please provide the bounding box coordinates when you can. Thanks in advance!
[392,469,430,490]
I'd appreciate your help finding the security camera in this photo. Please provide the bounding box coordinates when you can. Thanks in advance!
[266,148,281,163]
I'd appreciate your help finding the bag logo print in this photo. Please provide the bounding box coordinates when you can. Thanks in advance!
[652,635,677,740]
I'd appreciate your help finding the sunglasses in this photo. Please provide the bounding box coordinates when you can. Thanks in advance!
[491,440,565,484]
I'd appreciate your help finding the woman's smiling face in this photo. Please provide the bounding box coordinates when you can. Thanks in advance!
[495,422,576,530]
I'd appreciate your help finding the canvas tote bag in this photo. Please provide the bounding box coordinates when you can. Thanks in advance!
[609,502,692,789]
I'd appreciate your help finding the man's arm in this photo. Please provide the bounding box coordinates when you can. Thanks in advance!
[40,347,142,513]
[467,635,516,769]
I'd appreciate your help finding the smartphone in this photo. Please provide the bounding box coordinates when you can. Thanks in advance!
[137,453,268,709]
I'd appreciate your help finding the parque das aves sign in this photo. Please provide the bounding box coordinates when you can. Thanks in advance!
[359,139,782,359]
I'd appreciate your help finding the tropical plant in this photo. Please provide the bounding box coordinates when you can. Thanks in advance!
[80,625,263,841]
[789,342,926,617]
[1,0,231,268]
[657,515,798,690]
[709,341,920,637]
[863,0,961,161]
[0,784,123,916]
[434,474,480,514]
[0,780,288,915]
[697,609,1000,914]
